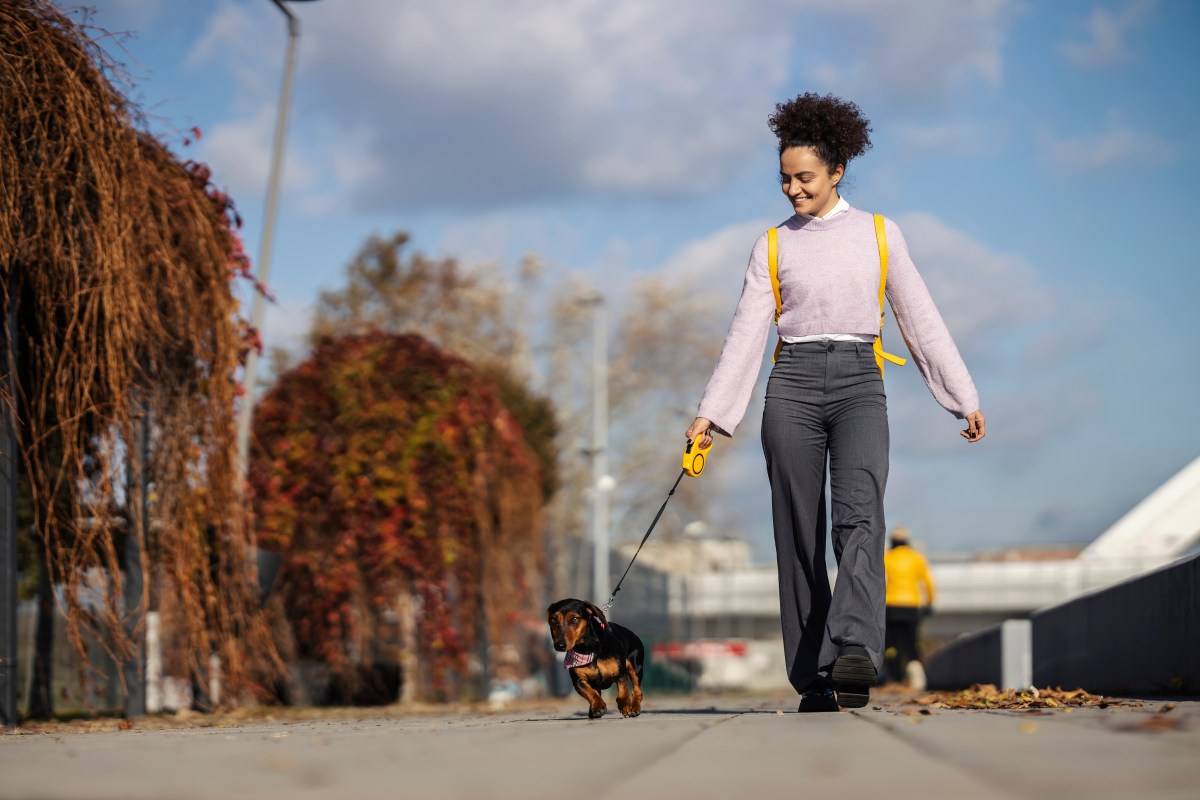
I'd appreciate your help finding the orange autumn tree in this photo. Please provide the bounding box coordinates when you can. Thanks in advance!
[249,332,545,700]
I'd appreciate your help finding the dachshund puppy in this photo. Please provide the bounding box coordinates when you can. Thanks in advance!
[547,599,644,719]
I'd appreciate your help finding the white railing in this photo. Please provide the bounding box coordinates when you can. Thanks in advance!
[610,555,1184,623]
[928,556,1178,613]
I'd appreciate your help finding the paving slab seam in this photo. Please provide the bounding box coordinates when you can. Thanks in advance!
[850,711,1022,799]
[592,712,745,800]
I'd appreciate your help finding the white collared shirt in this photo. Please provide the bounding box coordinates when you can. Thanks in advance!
[799,195,849,221]
[781,196,875,344]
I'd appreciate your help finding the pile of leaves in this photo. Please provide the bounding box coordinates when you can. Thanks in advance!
[906,684,1119,710]
[249,332,545,701]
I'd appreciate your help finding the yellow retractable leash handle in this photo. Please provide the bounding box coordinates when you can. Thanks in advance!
[682,437,714,477]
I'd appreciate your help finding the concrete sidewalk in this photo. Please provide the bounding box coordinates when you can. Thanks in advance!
[2,692,1197,800]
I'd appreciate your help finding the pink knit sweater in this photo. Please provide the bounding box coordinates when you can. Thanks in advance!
[697,206,979,437]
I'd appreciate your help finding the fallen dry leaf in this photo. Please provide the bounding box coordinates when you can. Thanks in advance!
[1119,715,1185,733]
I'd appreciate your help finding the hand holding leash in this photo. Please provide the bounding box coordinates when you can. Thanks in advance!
[685,417,715,450]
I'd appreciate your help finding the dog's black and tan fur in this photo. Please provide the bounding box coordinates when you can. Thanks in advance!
[547,599,644,719]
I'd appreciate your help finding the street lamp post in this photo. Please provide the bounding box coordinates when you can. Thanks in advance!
[577,292,611,607]
[235,0,320,479]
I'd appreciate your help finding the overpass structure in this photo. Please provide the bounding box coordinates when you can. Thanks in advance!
[928,454,1200,635]
[1079,454,1200,560]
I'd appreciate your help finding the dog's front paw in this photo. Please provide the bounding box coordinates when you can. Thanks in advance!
[588,701,607,719]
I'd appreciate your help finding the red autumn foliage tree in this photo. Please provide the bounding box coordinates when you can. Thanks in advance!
[249,332,545,700]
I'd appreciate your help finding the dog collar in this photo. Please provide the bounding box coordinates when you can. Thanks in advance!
[563,649,595,669]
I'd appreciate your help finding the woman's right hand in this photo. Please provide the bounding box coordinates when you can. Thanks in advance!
[686,417,715,449]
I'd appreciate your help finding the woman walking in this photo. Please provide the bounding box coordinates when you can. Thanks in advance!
[686,93,985,712]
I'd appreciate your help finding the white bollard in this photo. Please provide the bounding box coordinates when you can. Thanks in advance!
[1001,619,1032,690]
[146,612,162,713]
[208,653,221,707]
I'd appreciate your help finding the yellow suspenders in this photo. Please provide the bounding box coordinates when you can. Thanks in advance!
[768,226,784,362]
[767,214,908,376]
[870,214,908,376]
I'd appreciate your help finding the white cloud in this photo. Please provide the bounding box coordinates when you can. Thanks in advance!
[184,1,281,110]
[186,0,1021,213]
[298,0,784,206]
[891,211,1053,353]
[1019,295,1124,373]
[1060,0,1156,69]
[196,107,315,203]
[1036,123,1176,174]
[657,219,777,300]
[327,127,385,196]
[894,119,1008,157]
[813,0,1017,106]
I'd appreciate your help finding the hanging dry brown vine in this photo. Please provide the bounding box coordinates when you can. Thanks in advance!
[1,1,281,710]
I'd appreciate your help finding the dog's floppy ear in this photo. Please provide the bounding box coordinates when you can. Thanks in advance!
[582,601,608,632]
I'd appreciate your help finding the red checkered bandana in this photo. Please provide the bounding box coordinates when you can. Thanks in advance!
[563,649,595,669]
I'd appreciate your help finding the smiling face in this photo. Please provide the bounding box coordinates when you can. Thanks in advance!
[779,145,845,218]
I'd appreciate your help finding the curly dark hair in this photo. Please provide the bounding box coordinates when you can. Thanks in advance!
[768,93,873,171]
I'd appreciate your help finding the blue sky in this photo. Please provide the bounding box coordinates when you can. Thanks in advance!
[68,0,1199,562]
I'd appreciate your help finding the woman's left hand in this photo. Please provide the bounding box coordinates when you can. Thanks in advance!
[961,410,986,443]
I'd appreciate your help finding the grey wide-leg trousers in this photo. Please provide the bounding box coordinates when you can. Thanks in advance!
[761,340,889,694]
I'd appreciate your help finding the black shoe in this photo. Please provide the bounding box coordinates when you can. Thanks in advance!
[797,688,839,713]
[831,645,876,709]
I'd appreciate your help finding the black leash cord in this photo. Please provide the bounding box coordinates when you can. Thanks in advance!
[602,468,687,612]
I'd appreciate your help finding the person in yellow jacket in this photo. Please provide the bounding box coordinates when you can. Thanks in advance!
[883,526,935,687]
